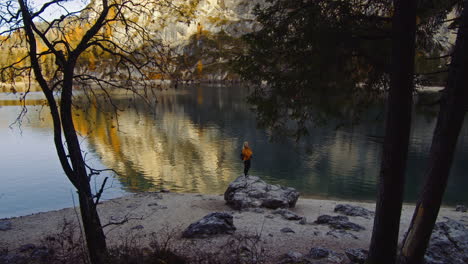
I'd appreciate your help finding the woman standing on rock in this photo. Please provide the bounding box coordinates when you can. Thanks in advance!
[241,141,253,176]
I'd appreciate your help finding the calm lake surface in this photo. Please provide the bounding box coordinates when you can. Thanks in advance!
[1,85,467,218]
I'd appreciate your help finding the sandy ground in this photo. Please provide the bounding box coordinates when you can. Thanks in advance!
[1,192,466,262]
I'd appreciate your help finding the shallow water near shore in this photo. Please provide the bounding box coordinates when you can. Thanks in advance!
[1,85,467,218]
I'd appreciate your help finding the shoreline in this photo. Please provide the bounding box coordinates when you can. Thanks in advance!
[1,192,466,262]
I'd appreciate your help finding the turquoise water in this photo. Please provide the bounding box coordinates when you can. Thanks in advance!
[0,86,467,218]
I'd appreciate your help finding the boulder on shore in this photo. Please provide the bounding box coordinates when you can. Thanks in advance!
[224,175,300,210]
[182,212,236,238]
[424,218,468,264]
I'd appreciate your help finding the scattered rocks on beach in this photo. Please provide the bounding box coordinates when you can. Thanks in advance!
[314,215,365,231]
[224,175,300,210]
[424,218,468,264]
[455,205,467,212]
[345,248,368,264]
[182,212,236,238]
[273,209,303,220]
[334,204,374,219]
[0,220,12,231]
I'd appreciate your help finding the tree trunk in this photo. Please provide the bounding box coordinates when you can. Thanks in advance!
[61,65,108,264]
[366,1,417,263]
[398,2,468,263]
[17,1,111,263]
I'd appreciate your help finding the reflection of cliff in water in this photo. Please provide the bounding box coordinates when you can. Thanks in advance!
[72,87,254,194]
[4,86,467,203]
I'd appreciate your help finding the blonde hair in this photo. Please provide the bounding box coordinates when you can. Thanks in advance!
[243,141,249,148]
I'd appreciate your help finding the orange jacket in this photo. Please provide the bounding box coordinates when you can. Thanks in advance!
[241,147,253,161]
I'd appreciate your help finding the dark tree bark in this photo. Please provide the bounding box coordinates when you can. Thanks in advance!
[17,1,110,263]
[4,1,190,263]
[62,64,108,264]
[398,2,468,264]
[366,1,417,263]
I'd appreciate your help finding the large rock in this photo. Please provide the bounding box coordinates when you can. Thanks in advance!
[224,176,300,210]
[314,215,365,231]
[334,204,374,219]
[424,218,468,264]
[182,212,236,238]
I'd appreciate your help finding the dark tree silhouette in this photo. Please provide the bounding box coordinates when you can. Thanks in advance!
[235,1,461,263]
[398,1,468,263]
[366,1,417,263]
[0,1,194,263]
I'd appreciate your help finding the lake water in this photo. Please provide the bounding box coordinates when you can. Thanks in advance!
[1,85,467,218]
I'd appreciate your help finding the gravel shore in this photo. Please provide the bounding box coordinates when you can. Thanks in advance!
[0,192,465,262]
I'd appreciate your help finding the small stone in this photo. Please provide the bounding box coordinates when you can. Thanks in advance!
[307,247,330,259]
[160,206,168,209]
[19,244,36,252]
[345,248,368,264]
[327,230,359,240]
[0,254,26,264]
[147,202,158,207]
[265,215,275,219]
[280,227,295,233]
[299,217,307,225]
[273,209,303,220]
[252,208,265,214]
[31,247,52,260]
[455,205,467,212]
[160,188,170,193]
[131,225,144,230]
[280,251,303,263]
[0,221,12,231]
[315,215,365,231]
[328,252,346,263]
[268,233,274,237]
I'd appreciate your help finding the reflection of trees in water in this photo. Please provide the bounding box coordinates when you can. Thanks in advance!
[72,89,243,194]
[3,86,467,203]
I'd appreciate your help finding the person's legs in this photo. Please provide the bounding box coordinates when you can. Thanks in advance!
[244,159,251,176]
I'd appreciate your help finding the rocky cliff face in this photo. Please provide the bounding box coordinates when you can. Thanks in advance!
[84,0,265,80]
[159,0,264,44]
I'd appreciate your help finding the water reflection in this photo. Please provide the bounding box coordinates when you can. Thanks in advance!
[1,85,467,219]
[71,86,467,204]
